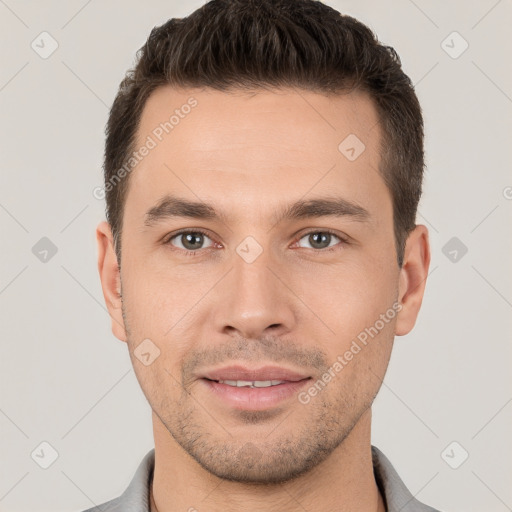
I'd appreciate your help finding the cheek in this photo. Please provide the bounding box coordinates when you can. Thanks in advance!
[294,261,398,384]
[129,350,183,412]
[290,256,397,333]
[121,252,201,328]
[120,258,207,373]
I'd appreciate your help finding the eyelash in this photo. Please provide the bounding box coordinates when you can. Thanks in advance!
[164,228,348,257]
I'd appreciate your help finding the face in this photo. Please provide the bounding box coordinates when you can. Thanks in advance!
[97,86,429,484]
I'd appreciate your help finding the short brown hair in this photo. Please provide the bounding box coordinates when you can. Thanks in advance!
[103,0,424,266]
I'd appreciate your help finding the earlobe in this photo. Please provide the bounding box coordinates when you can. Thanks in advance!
[96,221,127,342]
[395,225,431,336]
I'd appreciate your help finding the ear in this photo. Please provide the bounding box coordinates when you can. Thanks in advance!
[395,225,431,336]
[96,221,127,342]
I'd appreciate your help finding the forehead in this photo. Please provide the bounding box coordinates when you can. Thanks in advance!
[125,85,389,225]
[136,85,380,160]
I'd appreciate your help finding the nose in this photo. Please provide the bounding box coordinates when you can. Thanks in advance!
[212,244,297,340]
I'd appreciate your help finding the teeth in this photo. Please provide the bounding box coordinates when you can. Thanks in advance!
[218,379,286,388]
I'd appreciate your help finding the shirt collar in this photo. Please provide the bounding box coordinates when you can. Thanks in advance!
[371,445,439,511]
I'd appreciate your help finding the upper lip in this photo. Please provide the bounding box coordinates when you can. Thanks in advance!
[200,365,311,382]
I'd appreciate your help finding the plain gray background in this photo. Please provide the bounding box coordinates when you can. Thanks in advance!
[0,1,511,511]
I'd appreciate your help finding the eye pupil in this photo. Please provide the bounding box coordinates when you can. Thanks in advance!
[309,232,331,249]
[182,232,204,250]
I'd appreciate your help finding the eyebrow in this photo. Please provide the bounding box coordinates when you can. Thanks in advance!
[143,194,370,227]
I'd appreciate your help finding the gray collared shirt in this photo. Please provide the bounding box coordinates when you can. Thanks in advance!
[81,445,442,511]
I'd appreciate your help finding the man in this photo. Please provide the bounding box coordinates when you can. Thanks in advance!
[89,0,439,510]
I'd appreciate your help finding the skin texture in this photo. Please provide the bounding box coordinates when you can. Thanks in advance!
[97,86,430,512]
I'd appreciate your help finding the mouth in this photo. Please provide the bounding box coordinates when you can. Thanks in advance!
[198,365,312,410]
[201,364,311,382]
[204,378,293,388]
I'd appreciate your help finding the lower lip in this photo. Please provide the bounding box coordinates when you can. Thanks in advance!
[200,378,311,411]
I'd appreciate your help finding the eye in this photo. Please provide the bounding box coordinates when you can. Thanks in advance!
[164,228,347,256]
[166,230,214,253]
[296,230,345,251]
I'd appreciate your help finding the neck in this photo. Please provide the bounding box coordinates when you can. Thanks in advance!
[150,408,386,512]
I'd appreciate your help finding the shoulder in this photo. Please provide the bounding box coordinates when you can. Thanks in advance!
[78,448,155,512]
[371,445,444,512]
[80,495,124,512]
